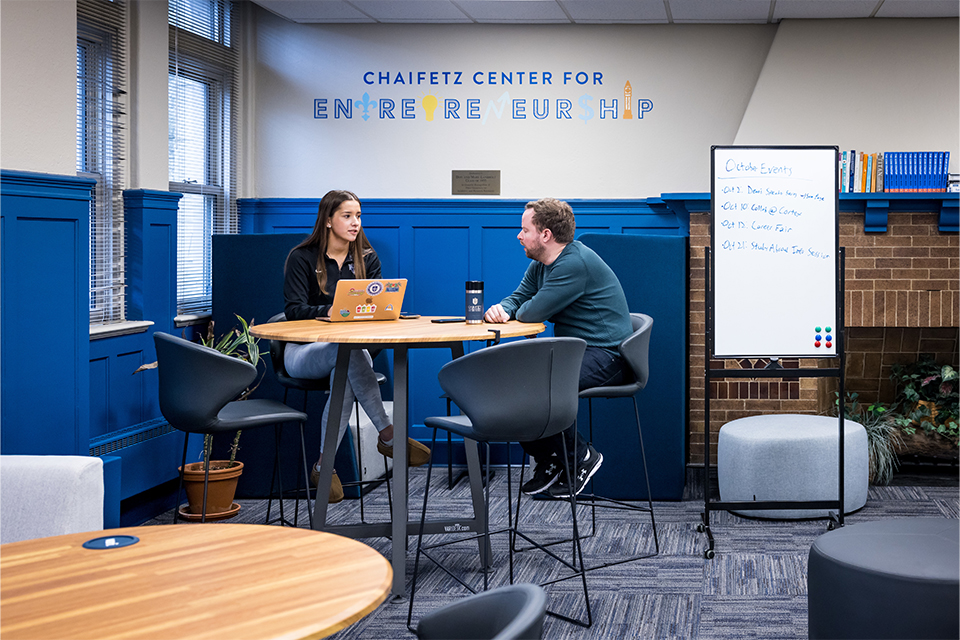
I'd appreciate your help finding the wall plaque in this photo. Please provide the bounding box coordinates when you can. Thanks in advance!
[452,170,501,196]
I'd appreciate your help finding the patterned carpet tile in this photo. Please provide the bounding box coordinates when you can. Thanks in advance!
[703,554,808,597]
[698,597,807,640]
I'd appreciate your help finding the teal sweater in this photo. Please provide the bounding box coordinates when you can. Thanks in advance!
[499,241,632,349]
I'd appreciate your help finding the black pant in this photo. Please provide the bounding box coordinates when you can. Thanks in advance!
[521,346,628,465]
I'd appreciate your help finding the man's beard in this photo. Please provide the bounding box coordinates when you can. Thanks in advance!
[524,241,545,261]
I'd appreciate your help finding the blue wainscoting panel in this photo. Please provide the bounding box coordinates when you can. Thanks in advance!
[580,233,688,500]
[1,171,93,455]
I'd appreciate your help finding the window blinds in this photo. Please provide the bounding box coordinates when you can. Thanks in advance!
[168,0,239,318]
[77,0,127,325]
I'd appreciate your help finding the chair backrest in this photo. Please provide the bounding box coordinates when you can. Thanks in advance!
[0,455,104,544]
[620,313,654,391]
[437,337,585,442]
[154,332,256,433]
[416,583,547,640]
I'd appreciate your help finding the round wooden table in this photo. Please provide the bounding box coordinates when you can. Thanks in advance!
[251,317,545,596]
[0,524,392,640]
[250,316,543,345]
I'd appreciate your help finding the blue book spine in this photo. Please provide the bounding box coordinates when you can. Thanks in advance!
[897,151,904,192]
[944,151,952,191]
[887,151,894,192]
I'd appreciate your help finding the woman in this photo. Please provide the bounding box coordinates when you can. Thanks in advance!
[283,189,430,503]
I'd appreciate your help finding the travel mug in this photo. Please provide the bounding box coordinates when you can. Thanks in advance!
[465,281,484,324]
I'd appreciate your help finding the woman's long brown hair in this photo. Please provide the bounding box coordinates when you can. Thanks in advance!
[292,189,373,295]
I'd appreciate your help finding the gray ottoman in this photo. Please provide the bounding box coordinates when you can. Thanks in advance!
[718,414,867,518]
[808,518,960,639]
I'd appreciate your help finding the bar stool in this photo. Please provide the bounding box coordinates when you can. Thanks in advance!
[514,313,659,569]
[154,332,309,525]
[409,337,593,629]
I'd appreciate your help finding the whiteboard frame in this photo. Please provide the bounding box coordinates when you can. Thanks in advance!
[709,145,840,359]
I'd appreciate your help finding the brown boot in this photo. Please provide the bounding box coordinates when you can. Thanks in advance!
[377,437,431,467]
[310,464,343,504]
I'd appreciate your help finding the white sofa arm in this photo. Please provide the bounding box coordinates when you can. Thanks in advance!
[1,455,104,544]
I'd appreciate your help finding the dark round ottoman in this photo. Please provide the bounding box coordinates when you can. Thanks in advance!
[808,518,959,639]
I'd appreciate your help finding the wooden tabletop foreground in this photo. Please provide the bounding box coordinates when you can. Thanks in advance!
[0,524,392,640]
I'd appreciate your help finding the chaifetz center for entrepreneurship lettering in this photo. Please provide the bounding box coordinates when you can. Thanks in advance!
[314,69,653,124]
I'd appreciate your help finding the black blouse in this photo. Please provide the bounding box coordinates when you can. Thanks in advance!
[283,244,382,320]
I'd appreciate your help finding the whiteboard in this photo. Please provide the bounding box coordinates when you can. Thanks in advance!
[711,146,839,358]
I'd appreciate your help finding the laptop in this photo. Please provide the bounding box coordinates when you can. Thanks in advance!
[317,278,407,322]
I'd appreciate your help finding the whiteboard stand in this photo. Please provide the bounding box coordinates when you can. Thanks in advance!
[697,246,847,559]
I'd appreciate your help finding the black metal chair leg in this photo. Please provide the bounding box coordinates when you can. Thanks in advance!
[298,420,313,528]
[174,432,189,524]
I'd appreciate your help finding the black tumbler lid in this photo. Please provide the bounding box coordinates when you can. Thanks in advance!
[466,281,484,290]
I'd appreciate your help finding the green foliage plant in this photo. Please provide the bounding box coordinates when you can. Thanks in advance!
[833,392,902,485]
[889,355,959,446]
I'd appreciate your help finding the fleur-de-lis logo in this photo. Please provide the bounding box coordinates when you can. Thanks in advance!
[355,93,377,121]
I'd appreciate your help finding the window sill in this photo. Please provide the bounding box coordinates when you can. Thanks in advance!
[174,313,211,328]
[89,320,154,341]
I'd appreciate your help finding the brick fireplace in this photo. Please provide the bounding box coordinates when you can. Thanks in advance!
[689,210,959,466]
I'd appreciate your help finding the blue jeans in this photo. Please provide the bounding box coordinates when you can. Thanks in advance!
[284,342,392,454]
[520,346,627,465]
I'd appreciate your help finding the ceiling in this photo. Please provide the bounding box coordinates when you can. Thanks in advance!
[250,0,959,24]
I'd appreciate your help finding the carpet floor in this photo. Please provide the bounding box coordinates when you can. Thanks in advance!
[143,465,959,639]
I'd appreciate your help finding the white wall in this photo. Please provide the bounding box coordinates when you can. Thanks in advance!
[251,15,777,199]
[2,6,956,198]
[129,0,170,190]
[1,1,78,175]
[250,14,959,199]
[735,18,959,159]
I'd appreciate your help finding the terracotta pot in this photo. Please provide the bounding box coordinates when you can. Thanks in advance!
[179,461,244,516]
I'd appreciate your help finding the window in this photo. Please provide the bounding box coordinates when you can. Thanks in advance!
[169,0,239,318]
[77,0,127,325]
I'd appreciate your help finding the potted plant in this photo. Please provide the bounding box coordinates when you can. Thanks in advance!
[834,392,902,485]
[136,315,262,520]
[889,355,959,458]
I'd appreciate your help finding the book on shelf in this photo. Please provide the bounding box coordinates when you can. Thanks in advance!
[840,149,951,193]
[876,152,884,192]
[847,150,857,193]
[859,152,870,193]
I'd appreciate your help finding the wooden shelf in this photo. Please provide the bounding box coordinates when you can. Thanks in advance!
[658,192,959,234]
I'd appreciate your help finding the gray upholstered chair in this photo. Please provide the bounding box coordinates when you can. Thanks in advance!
[409,337,592,629]
[0,455,104,543]
[573,312,659,565]
[154,331,309,524]
[416,583,548,640]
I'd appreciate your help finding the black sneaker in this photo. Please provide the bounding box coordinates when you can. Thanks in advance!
[548,445,603,498]
[521,456,562,495]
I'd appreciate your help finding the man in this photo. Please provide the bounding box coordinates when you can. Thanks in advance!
[485,198,633,498]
